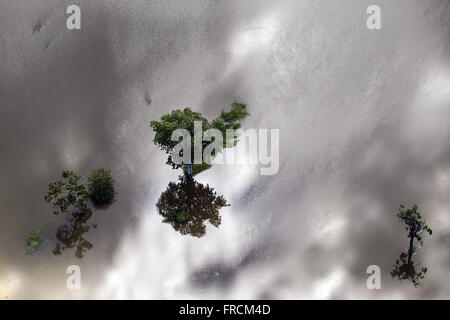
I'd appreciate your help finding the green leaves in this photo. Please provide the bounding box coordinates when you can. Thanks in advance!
[211,102,249,147]
[150,107,209,152]
[396,204,432,249]
[214,101,249,131]
[25,230,42,254]
[44,169,115,215]
[173,210,186,224]
[157,176,229,237]
[88,168,115,207]
[391,251,428,287]
[42,169,115,258]
[182,162,212,177]
[44,170,89,215]
[150,102,248,173]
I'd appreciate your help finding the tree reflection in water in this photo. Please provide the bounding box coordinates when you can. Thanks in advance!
[391,252,428,287]
[53,209,94,258]
[157,176,229,237]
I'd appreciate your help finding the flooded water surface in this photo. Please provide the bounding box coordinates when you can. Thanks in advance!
[0,0,449,299]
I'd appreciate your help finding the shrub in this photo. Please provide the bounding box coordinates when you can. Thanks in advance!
[44,170,89,215]
[25,230,42,254]
[87,168,115,206]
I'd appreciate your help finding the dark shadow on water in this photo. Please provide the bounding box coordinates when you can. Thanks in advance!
[391,252,428,288]
[91,199,115,211]
[157,176,229,238]
[53,209,95,259]
[52,200,113,258]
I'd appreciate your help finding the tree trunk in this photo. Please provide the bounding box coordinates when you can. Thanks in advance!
[408,236,414,260]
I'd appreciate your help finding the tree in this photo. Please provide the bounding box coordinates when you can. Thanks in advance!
[25,230,42,254]
[156,176,229,237]
[396,204,432,260]
[150,102,249,175]
[88,168,115,207]
[44,170,89,215]
[44,169,115,258]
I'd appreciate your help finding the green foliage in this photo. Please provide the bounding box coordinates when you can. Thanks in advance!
[43,169,115,258]
[45,169,115,215]
[25,230,42,254]
[182,162,213,177]
[150,108,210,169]
[44,170,89,215]
[88,168,115,207]
[150,102,248,173]
[171,210,186,223]
[211,102,249,147]
[397,204,432,246]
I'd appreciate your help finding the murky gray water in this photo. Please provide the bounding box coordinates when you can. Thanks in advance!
[0,0,449,299]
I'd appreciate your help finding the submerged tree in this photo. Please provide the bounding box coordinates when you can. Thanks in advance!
[53,209,94,259]
[25,230,42,254]
[211,102,249,142]
[391,252,427,287]
[396,204,432,260]
[150,102,248,175]
[88,168,115,208]
[45,169,116,214]
[44,169,115,258]
[44,171,89,215]
[156,176,229,237]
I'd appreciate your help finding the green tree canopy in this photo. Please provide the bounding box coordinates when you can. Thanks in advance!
[211,102,249,143]
[156,176,229,237]
[88,168,115,207]
[43,169,115,258]
[150,102,248,173]
[25,230,42,254]
[44,170,89,215]
[396,204,432,259]
[44,169,116,215]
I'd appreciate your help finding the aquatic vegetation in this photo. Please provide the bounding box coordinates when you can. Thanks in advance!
[396,204,432,259]
[43,169,116,258]
[150,102,248,176]
[172,210,186,223]
[151,102,241,237]
[391,205,431,287]
[45,169,116,214]
[25,230,42,254]
[53,209,94,259]
[391,252,428,287]
[88,168,115,207]
[44,171,89,215]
